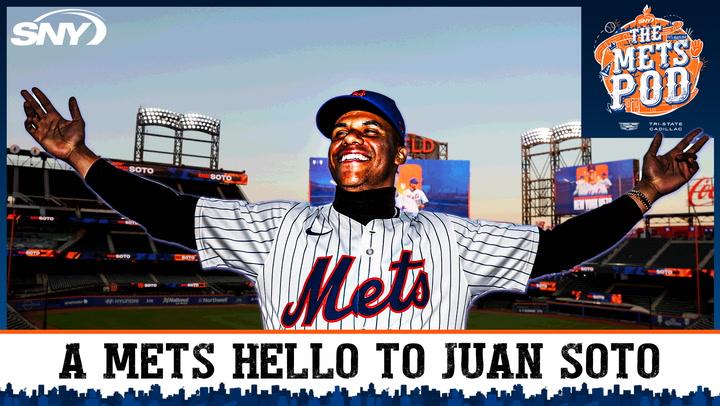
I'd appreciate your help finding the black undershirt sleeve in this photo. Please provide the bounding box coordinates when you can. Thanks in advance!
[531,195,644,278]
[84,159,198,250]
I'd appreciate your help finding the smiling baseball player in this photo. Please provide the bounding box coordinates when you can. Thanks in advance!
[21,87,709,329]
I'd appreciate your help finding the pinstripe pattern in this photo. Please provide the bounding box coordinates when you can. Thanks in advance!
[195,198,539,330]
[448,214,539,298]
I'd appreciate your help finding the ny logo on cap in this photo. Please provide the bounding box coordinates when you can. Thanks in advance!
[351,90,367,97]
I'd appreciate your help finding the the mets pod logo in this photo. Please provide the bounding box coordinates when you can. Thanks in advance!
[594,5,703,116]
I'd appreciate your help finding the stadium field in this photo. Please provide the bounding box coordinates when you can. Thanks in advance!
[22,305,640,330]
[466,310,640,329]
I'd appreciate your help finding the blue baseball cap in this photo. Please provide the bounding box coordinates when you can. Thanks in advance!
[316,90,406,141]
[409,178,419,184]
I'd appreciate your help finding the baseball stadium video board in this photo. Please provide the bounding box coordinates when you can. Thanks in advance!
[555,159,638,215]
[309,158,470,217]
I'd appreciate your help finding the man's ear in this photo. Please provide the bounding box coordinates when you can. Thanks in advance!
[395,145,407,165]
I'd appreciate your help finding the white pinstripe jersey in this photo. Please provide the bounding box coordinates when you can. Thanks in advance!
[195,198,540,330]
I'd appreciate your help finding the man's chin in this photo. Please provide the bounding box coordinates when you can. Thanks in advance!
[332,170,364,186]
[334,176,378,192]
[336,180,366,191]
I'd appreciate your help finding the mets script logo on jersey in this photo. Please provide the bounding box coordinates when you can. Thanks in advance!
[11,9,107,46]
[594,5,704,116]
[281,250,429,328]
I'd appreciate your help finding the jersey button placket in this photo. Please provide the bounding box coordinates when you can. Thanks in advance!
[362,222,376,257]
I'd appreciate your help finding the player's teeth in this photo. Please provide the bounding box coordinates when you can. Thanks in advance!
[341,153,369,162]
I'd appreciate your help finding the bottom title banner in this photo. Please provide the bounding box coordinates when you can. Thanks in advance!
[0,332,718,403]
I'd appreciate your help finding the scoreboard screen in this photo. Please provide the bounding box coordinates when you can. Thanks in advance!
[555,159,638,215]
[309,157,470,217]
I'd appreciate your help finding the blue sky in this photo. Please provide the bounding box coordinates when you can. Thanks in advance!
[6,7,713,222]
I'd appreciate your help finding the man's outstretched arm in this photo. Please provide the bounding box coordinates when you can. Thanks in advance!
[531,195,642,276]
[84,160,198,249]
[531,129,709,278]
[21,87,198,249]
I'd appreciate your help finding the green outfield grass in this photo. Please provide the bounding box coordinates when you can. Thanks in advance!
[466,310,640,329]
[22,305,641,330]
[24,305,264,330]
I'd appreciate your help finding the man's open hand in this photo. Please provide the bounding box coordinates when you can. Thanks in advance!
[637,128,710,204]
[21,87,98,177]
[21,87,86,160]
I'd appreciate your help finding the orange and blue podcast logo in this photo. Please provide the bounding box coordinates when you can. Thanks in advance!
[594,5,704,116]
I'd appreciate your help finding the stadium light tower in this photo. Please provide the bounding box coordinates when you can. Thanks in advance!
[178,113,221,169]
[134,107,221,169]
[521,121,591,227]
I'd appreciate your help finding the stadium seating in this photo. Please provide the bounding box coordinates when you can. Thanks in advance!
[15,167,45,199]
[608,284,665,308]
[47,274,104,291]
[104,273,156,284]
[201,272,254,291]
[655,294,699,316]
[153,274,204,284]
[8,272,41,288]
[67,230,110,254]
[651,242,713,268]
[688,316,714,329]
[653,278,704,316]
[11,230,74,250]
[6,306,36,329]
[606,238,669,265]
[202,274,246,284]
[556,274,605,296]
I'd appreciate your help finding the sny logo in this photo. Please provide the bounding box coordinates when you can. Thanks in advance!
[594,6,703,116]
[11,9,107,46]
[281,250,429,328]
